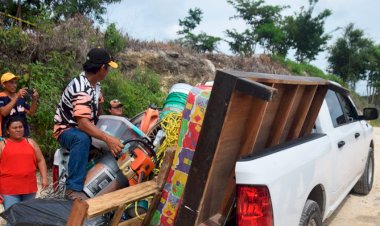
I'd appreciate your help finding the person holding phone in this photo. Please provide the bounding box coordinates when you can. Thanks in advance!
[0,72,38,137]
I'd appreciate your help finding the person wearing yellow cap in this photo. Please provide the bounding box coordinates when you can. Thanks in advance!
[53,48,124,200]
[0,72,39,137]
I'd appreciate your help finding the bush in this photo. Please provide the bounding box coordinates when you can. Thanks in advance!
[102,66,165,118]
[104,23,126,55]
[273,55,347,87]
[26,52,78,160]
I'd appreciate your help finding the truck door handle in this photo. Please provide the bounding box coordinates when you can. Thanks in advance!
[355,133,360,138]
[338,141,345,148]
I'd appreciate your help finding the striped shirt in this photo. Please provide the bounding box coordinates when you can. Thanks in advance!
[53,72,103,139]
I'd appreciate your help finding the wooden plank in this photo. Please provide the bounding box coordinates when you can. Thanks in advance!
[239,96,268,156]
[224,70,328,85]
[266,85,299,147]
[119,214,146,226]
[142,147,176,225]
[156,147,176,190]
[66,199,89,226]
[280,86,305,143]
[198,213,225,226]
[110,205,126,226]
[287,86,318,140]
[328,82,349,95]
[174,71,237,226]
[86,180,158,218]
[235,77,277,101]
[252,83,283,151]
[300,86,328,136]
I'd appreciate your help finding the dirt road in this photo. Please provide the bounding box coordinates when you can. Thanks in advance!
[326,127,380,226]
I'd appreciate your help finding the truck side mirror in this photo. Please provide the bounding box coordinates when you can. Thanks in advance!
[361,108,378,120]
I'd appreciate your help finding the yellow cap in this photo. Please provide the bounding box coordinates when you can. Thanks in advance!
[108,61,118,69]
[1,72,20,85]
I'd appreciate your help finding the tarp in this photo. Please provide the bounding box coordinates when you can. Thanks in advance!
[0,198,109,226]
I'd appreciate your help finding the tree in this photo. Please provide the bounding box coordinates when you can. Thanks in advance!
[226,0,289,56]
[327,23,373,89]
[177,8,221,53]
[47,0,122,23]
[104,23,126,54]
[284,0,331,63]
[0,0,43,27]
[365,45,380,104]
[0,0,121,25]
[225,28,256,56]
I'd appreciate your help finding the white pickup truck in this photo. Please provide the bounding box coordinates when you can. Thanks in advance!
[235,88,378,226]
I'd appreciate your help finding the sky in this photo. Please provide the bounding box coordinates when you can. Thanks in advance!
[105,0,380,95]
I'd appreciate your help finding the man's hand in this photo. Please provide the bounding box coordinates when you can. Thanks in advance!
[77,117,124,156]
[105,134,124,157]
[32,89,39,101]
[16,87,28,99]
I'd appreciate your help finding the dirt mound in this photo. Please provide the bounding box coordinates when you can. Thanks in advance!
[116,50,291,90]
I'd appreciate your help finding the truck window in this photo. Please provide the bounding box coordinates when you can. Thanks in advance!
[326,90,346,127]
[336,93,359,121]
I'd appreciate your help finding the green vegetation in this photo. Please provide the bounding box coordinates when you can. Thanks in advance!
[104,23,126,55]
[0,0,121,25]
[226,0,289,56]
[102,67,165,117]
[177,7,221,53]
[284,0,331,62]
[273,55,345,86]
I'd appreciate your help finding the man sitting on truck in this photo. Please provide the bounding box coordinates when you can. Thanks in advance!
[53,48,124,200]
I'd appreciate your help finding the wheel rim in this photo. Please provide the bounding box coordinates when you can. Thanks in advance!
[146,121,162,141]
[368,156,373,186]
[308,218,317,226]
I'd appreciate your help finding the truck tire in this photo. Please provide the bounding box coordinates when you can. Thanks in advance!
[299,200,322,226]
[352,149,374,195]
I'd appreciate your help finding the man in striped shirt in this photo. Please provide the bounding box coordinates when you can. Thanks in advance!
[54,48,124,200]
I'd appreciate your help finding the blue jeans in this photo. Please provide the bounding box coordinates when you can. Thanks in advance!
[2,193,36,226]
[2,193,36,209]
[58,128,91,191]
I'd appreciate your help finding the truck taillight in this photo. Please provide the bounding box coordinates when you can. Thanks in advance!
[236,185,273,226]
[52,165,59,191]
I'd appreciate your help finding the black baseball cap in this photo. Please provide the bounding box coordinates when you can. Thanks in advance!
[85,48,118,68]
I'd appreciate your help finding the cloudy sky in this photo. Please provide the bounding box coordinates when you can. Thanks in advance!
[105,0,380,93]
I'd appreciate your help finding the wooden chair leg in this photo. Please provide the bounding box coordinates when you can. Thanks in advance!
[66,199,89,226]
[110,205,125,226]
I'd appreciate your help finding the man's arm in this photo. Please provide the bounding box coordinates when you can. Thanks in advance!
[0,88,28,116]
[77,117,123,156]
[26,89,39,117]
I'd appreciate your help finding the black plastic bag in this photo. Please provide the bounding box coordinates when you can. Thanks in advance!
[0,198,109,226]
[0,198,72,226]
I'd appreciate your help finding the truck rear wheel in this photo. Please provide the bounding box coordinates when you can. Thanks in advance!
[352,149,374,195]
[299,200,322,226]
